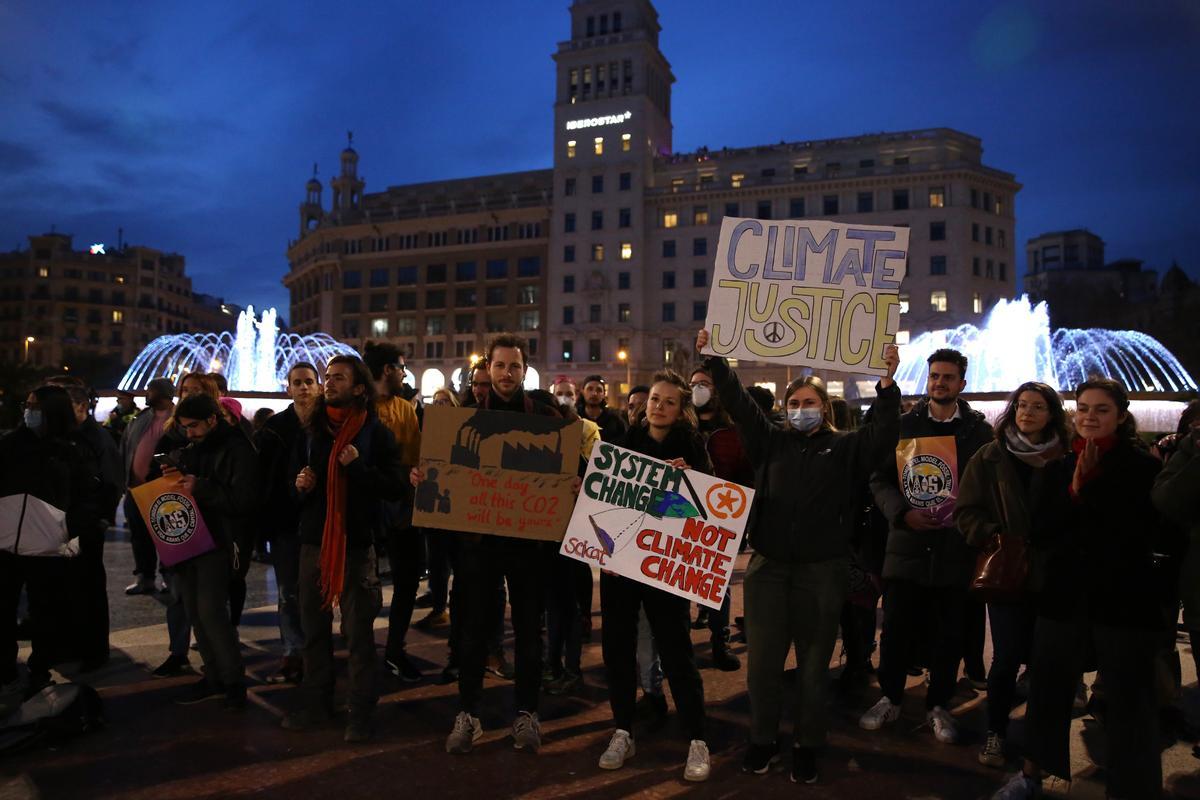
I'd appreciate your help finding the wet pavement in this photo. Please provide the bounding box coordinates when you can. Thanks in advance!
[2,531,1198,800]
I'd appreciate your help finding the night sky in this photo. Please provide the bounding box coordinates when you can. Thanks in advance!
[2,0,1197,320]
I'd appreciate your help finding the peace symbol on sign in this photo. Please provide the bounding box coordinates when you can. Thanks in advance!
[763,321,785,343]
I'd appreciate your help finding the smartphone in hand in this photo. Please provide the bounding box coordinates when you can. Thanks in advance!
[154,452,184,473]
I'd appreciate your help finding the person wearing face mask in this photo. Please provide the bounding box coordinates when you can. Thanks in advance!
[861,348,993,746]
[956,382,1070,769]
[689,366,753,671]
[991,378,1167,800]
[695,329,900,785]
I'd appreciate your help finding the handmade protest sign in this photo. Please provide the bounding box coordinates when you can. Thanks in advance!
[130,477,217,567]
[413,405,583,541]
[701,216,908,376]
[896,435,959,527]
[559,442,754,610]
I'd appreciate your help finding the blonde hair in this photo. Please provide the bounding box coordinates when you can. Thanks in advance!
[431,387,459,406]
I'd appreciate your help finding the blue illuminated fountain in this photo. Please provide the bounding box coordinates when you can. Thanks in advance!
[895,295,1197,395]
[118,307,358,392]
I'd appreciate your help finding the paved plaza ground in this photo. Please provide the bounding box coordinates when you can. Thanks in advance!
[1,529,1197,799]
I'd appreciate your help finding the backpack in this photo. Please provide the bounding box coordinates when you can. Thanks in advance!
[0,683,104,756]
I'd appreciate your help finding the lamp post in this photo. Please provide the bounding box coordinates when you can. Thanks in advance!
[24,336,34,363]
[616,348,631,391]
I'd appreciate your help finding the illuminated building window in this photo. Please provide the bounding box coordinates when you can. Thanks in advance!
[567,140,576,158]
[662,211,678,228]
[899,293,910,314]
[895,330,911,345]
[111,310,124,324]
[620,242,632,260]
[826,381,844,397]
[591,244,604,262]
[37,267,49,278]
[929,186,946,208]
[622,133,631,152]
[594,137,604,155]
[731,173,744,188]
[973,293,983,314]
[930,290,948,313]
[693,206,709,225]
[371,318,389,337]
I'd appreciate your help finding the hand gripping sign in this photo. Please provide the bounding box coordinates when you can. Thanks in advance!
[896,435,959,528]
[130,476,217,567]
[559,442,754,610]
[700,216,908,375]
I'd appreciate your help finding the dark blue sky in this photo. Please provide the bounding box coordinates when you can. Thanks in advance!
[2,1,1197,318]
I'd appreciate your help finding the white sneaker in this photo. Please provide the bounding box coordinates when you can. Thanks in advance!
[684,739,711,782]
[445,711,482,754]
[927,705,958,743]
[598,729,635,770]
[512,710,541,752]
[859,697,900,730]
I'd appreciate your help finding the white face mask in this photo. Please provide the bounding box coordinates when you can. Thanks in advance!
[691,385,712,409]
[23,408,43,432]
[787,407,823,432]
[554,393,574,407]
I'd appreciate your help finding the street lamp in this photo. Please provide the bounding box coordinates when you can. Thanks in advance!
[616,348,631,390]
[24,336,34,363]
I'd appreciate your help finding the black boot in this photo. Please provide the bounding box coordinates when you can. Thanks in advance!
[711,628,741,671]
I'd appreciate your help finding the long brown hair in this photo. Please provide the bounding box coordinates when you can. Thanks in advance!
[994,381,1070,445]
[1074,376,1139,445]
[783,375,835,432]
[637,369,698,430]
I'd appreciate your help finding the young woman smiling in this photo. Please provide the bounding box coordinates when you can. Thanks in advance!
[957,382,1070,769]
[596,369,715,783]
[992,378,1166,800]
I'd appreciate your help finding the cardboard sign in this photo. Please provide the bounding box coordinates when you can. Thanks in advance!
[701,216,908,375]
[896,435,959,527]
[559,442,754,610]
[413,405,583,541]
[130,477,217,567]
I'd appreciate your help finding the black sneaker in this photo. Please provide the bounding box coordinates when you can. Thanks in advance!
[152,654,192,678]
[791,747,818,784]
[174,678,222,705]
[414,592,435,609]
[712,643,741,672]
[439,664,460,685]
[741,742,780,774]
[385,653,422,683]
[691,609,710,630]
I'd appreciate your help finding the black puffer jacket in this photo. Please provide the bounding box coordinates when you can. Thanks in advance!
[620,421,713,477]
[255,404,304,541]
[870,397,993,587]
[707,356,901,564]
[169,421,259,552]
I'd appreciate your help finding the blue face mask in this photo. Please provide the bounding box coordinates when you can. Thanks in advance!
[23,408,43,432]
[787,407,823,432]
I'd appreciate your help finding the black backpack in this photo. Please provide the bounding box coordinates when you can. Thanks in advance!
[0,683,105,756]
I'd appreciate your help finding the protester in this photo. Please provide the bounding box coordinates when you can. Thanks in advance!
[419,334,560,755]
[698,330,901,783]
[252,407,275,432]
[861,348,993,744]
[688,364,753,672]
[255,362,321,685]
[1,384,102,693]
[992,378,1167,799]
[119,377,176,594]
[1153,416,1200,687]
[283,355,404,742]
[160,393,257,709]
[104,390,138,444]
[551,377,601,640]
[594,369,714,781]
[362,341,424,683]
[464,363,490,407]
[625,385,649,426]
[957,382,1070,768]
[414,385,458,633]
[209,372,254,440]
[579,375,628,443]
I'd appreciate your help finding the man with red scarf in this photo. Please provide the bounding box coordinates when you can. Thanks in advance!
[283,355,405,743]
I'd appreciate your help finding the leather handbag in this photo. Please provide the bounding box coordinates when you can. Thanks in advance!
[970,532,1028,603]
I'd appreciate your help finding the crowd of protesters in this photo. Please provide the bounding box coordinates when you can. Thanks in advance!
[2,328,1198,799]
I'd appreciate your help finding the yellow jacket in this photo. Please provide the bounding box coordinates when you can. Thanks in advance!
[375,396,422,467]
[580,418,601,461]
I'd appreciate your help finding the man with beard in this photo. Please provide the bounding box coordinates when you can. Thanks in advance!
[860,349,992,745]
[579,375,627,443]
[256,362,321,685]
[625,385,649,426]
[284,356,404,742]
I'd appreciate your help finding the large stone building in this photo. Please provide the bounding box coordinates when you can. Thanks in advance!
[284,0,1019,399]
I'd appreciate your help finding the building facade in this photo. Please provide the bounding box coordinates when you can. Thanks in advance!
[285,0,1020,399]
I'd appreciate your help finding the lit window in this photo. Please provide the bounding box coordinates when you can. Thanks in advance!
[731,172,744,188]
[930,290,948,312]
[694,207,709,225]
[594,137,604,155]
[621,133,631,152]
[898,293,910,314]
[826,381,844,397]
[567,140,576,158]
[929,186,945,208]
[973,293,982,314]
[895,330,911,345]
[620,242,632,260]
[111,310,124,324]
[662,211,678,228]
[591,244,604,262]
[371,318,389,337]
[37,267,49,278]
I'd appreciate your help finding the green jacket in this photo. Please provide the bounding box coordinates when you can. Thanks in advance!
[1153,432,1200,629]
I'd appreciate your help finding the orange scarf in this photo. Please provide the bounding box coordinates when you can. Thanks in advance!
[319,404,367,608]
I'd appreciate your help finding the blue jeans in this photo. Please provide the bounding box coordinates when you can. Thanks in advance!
[272,536,305,657]
[165,570,192,659]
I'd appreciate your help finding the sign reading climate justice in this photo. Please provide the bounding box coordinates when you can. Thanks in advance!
[559,443,754,610]
[701,217,909,376]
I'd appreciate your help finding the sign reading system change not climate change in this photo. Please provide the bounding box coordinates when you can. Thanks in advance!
[559,442,754,610]
[701,216,909,376]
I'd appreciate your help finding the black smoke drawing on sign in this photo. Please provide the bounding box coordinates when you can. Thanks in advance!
[449,409,569,473]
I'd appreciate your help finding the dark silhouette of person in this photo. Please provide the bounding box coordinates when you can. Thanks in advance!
[416,468,442,513]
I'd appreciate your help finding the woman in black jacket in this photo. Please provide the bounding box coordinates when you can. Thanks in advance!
[992,378,1165,800]
[596,369,715,783]
[697,330,901,785]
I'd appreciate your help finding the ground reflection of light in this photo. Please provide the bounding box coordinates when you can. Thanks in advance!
[118,308,358,392]
[896,295,1197,395]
